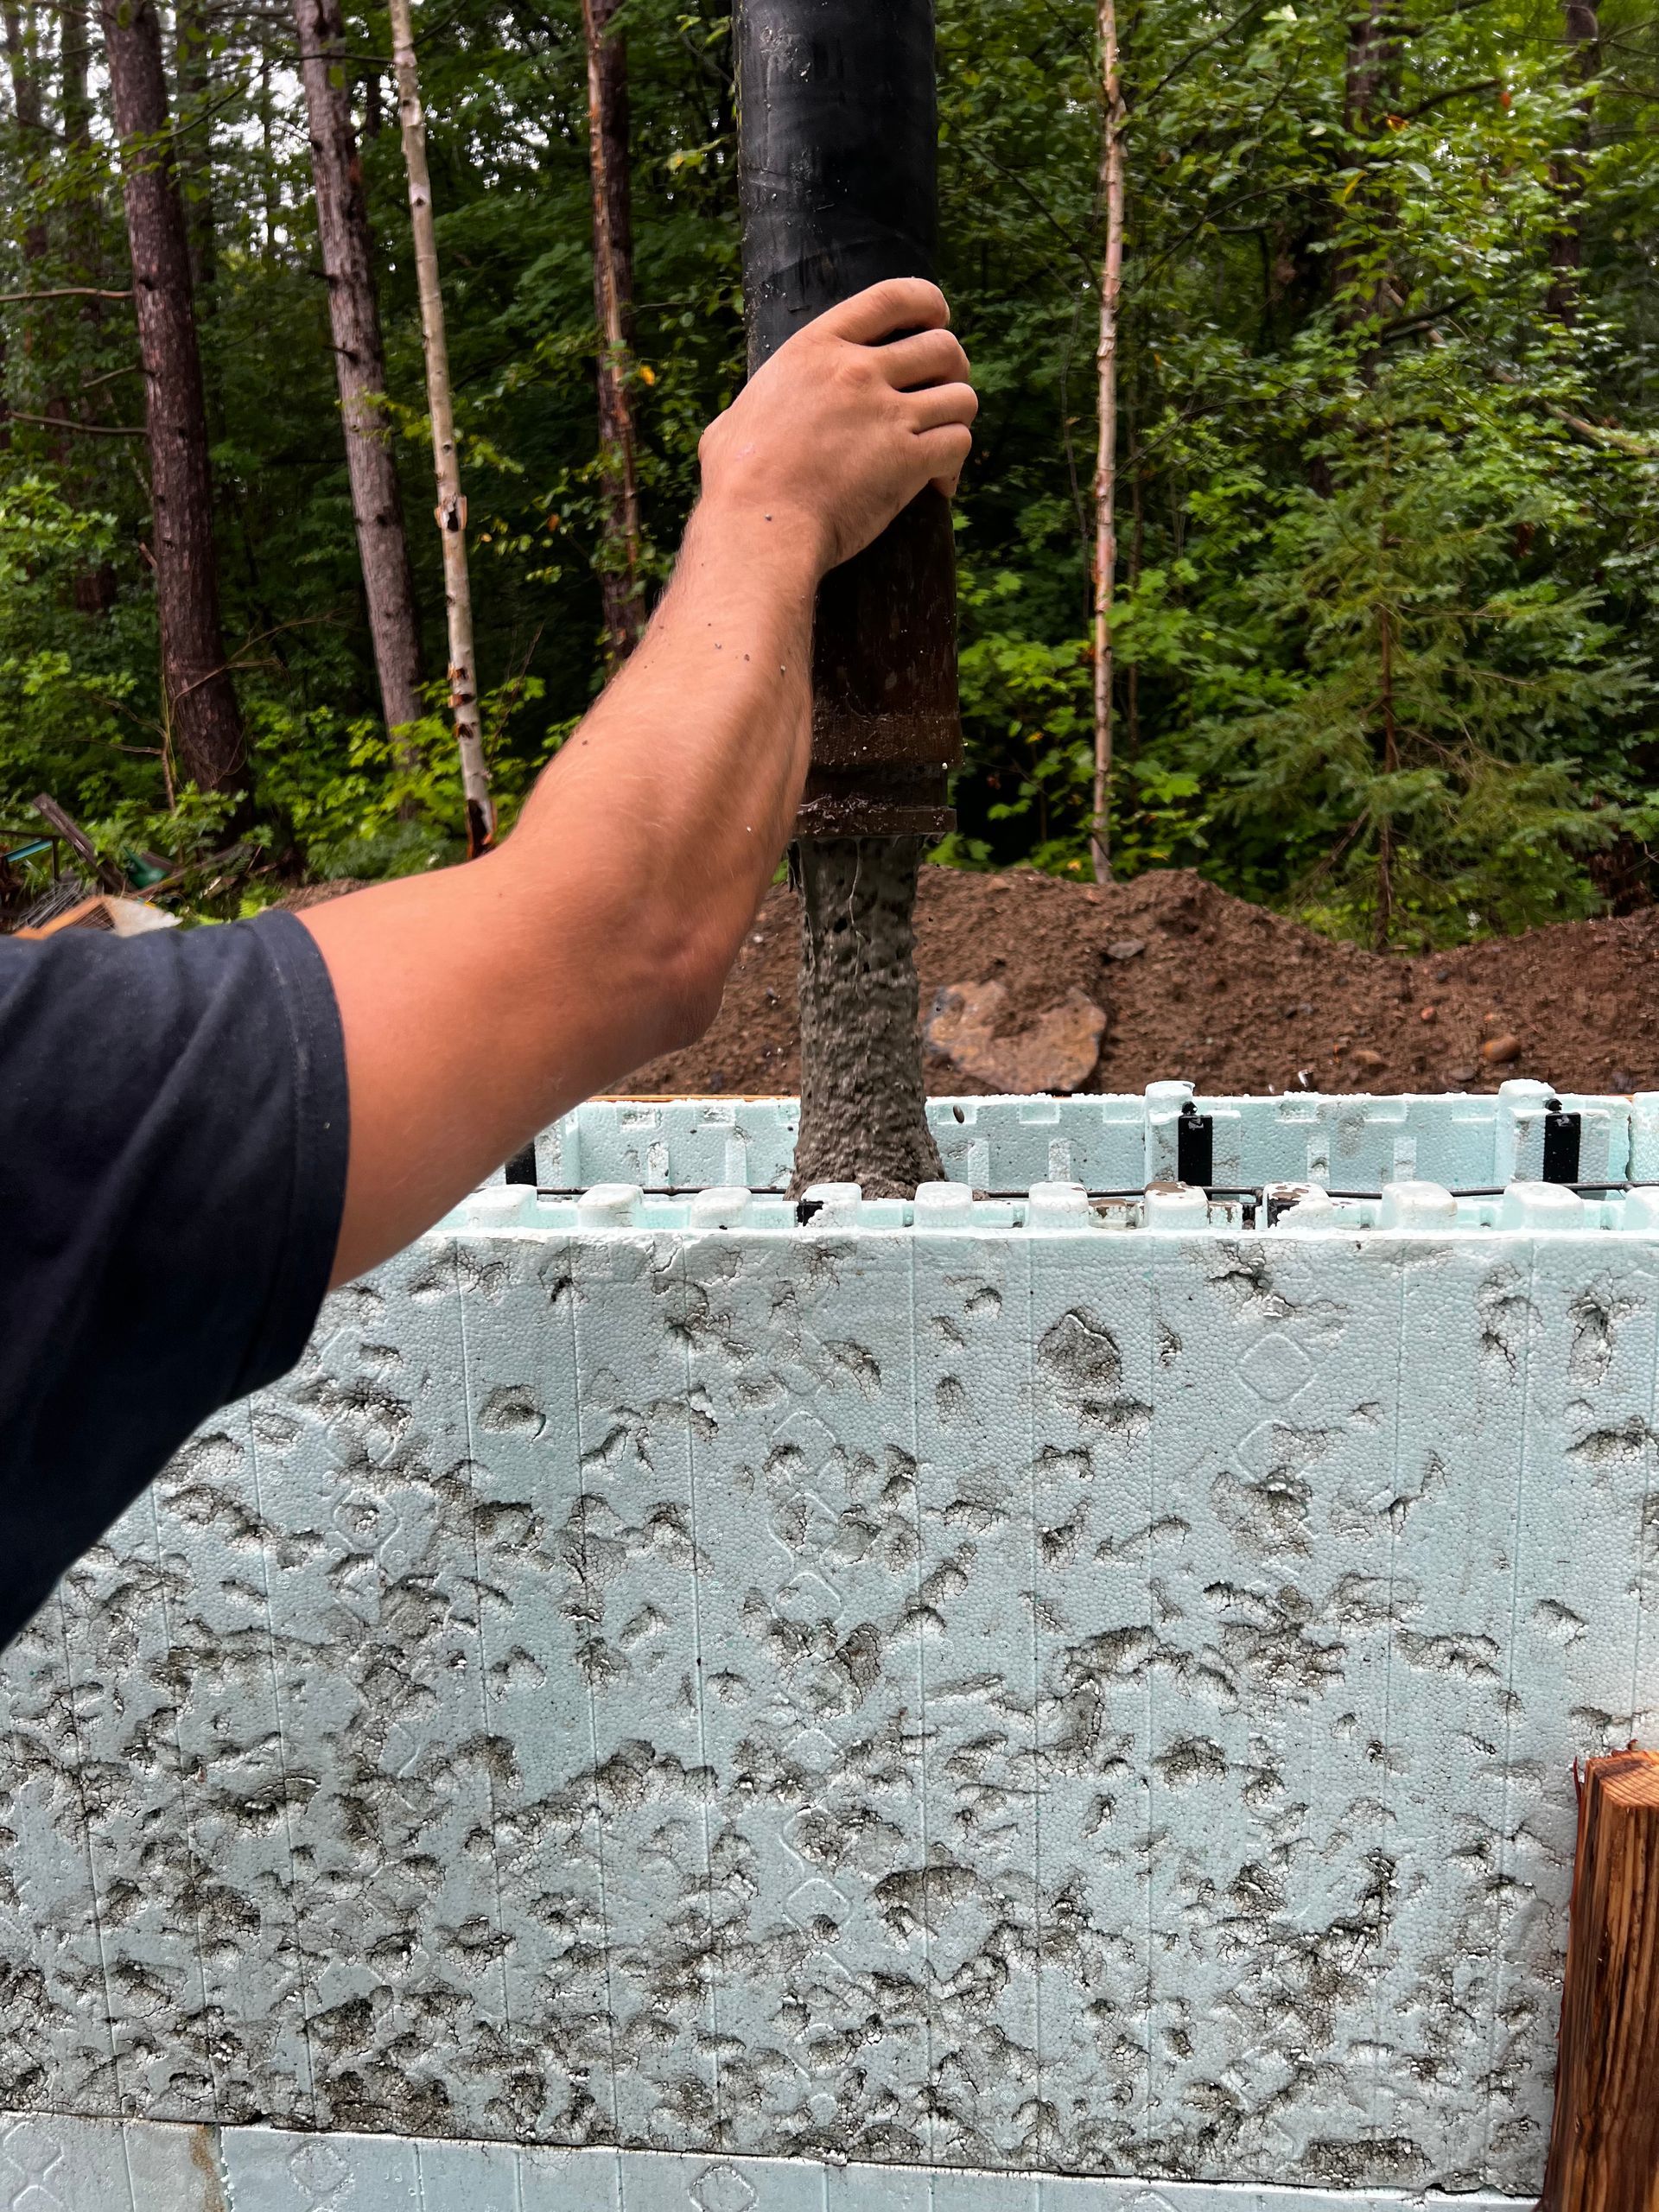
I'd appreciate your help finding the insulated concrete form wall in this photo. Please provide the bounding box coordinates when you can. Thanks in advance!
[529,1080,1642,1196]
[3,1090,1657,2205]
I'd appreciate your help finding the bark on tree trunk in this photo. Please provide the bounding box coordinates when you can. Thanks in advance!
[1090,0,1125,885]
[296,0,425,739]
[101,0,248,798]
[387,0,494,855]
[582,0,644,669]
[1548,0,1600,324]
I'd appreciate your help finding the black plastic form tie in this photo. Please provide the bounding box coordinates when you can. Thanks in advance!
[1177,1103,1215,1190]
[1541,1104,1582,1185]
[503,1141,538,1185]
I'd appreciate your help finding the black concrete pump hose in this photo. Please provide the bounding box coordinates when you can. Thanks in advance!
[735,0,960,1197]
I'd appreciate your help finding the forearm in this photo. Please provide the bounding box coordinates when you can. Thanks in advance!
[300,275,975,1287]
[302,503,815,1282]
[512,493,817,1005]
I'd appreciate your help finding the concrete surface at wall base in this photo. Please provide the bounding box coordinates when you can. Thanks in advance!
[0,2112,1536,2212]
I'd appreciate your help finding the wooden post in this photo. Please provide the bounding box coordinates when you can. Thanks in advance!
[1541,1747,1659,2212]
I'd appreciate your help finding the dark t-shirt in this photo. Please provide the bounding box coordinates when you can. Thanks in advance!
[0,910,348,1647]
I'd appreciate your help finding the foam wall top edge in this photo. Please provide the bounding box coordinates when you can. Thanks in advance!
[449,1176,1659,1238]
[522,1081,1652,1196]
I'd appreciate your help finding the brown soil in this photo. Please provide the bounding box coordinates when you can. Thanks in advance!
[276,879,369,912]
[631,865,1659,1097]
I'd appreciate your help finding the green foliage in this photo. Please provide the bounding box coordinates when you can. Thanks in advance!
[0,0,1653,940]
[0,476,153,823]
[257,680,554,887]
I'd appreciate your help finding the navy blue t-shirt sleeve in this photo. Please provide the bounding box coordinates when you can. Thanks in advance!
[0,909,349,1646]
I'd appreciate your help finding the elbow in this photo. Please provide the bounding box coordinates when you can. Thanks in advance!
[635,912,734,1059]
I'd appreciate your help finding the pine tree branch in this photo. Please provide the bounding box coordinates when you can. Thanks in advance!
[4,409,146,437]
[1550,409,1657,455]
[0,286,132,303]
[1375,292,1475,341]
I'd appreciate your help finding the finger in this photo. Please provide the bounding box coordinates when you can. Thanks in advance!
[879,327,970,391]
[907,380,979,432]
[821,276,950,346]
[917,421,973,496]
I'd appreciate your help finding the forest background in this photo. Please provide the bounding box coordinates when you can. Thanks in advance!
[0,0,1656,949]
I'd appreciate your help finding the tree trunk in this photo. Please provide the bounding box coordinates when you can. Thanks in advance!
[295,0,425,738]
[259,47,278,257]
[1547,0,1600,324]
[59,0,89,153]
[361,60,384,141]
[101,0,247,798]
[3,4,44,164]
[1090,0,1125,884]
[60,0,96,272]
[1127,431,1142,759]
[387,0,494,855]
[174,0,216,302]
[1375,595,1396,949]
[2,5,43,456]
[4,3,49,346]
[582,0,644,669]
[60,0,117,612]
[1334,0,1401,327]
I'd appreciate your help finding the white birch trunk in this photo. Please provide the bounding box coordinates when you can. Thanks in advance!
[388,0,495,855]
[1091,0,1126,885]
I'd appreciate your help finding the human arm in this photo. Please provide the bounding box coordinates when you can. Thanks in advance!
[298,277,976,1284]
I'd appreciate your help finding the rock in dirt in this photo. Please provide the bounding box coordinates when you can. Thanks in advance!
[1481,1033,1523,1066]
[1350,1047,1387,1076]
[925,979,1107,1095]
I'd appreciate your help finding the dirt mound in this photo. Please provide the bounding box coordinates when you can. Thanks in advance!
[630,865,1659,1097]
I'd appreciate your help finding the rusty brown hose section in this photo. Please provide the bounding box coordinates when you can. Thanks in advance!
[790,837,944,1199]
